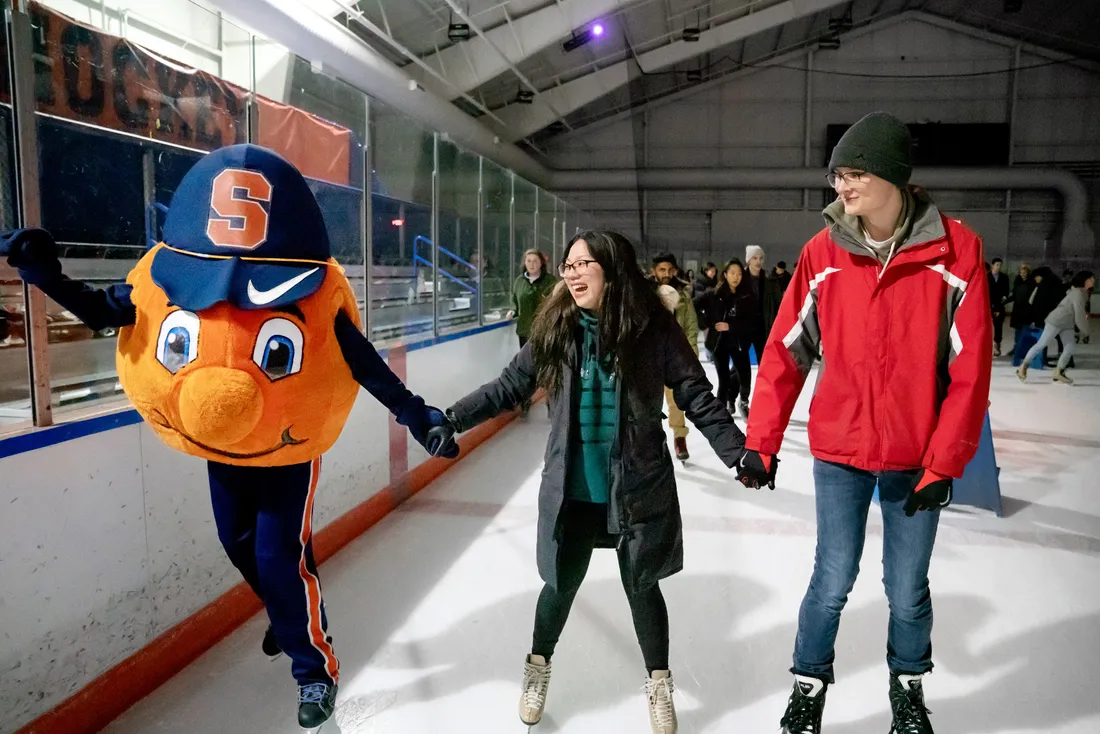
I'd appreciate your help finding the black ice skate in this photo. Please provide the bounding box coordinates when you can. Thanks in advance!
[262,625,283,660]
[780,675,826,734]
[298,682,338,730]
[738,399,750,420]
[889,674,934,734]
[674,437,689,462]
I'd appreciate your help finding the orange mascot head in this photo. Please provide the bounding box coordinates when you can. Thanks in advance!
[115,144,360,466]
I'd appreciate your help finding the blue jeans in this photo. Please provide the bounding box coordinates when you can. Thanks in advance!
[793,460,940,683]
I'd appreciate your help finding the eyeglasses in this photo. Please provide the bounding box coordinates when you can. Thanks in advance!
[559,259,597,277]
[826,170,868,188]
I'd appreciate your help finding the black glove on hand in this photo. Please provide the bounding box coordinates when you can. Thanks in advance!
[736,450,778,490]
[903,469,952,517]
[401,403,460,459]
[0,228,60,270]
[424,411,461,459]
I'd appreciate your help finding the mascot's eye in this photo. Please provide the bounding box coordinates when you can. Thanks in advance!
[156,310,200,374]
[252,318,304,381]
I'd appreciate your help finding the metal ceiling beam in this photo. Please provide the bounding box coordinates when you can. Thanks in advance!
[411,0,638,98]
[494,0,850,141]
[210,0,551,184]
[436,0,575,133]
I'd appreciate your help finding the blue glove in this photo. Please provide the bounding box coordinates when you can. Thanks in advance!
[400,402,460,459]
[1,228,60,269]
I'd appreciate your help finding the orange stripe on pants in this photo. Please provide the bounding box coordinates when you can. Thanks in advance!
[297,457,340,683]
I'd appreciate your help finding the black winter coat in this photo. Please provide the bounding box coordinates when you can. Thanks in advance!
[448,307,745,592]
[692,273,718,327]
[1009,276,1034,330]
[987,272,1010,315]
[1031,278,1065,327]
[702,287,756,353]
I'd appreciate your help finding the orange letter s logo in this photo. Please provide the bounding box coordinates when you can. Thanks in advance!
[206,169,272,250]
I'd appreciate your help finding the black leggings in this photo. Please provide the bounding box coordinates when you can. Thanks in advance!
[713,338,751,405]
[532,501,670,673]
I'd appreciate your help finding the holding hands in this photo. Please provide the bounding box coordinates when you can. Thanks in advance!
[736,449,778,490]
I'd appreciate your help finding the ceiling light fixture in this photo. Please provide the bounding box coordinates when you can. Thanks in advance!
[562,22,606,52]
[448,22,471,41]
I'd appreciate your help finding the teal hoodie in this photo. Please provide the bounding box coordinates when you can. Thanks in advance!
[566,310,618,504]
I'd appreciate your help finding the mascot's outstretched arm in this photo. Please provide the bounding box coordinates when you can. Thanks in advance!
[333,311,459,459]
[2,227,459,459]
[1,228,136,331]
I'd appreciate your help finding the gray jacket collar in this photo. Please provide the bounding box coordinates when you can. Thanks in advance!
[823,187,946,258]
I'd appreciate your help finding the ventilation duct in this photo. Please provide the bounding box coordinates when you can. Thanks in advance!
[549,167,1095,261]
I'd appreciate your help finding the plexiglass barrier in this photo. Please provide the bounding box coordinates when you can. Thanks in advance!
[0,0,593,433]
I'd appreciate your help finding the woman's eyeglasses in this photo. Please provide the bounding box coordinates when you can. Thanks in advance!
[559,259,597,277]
[826,170,868,188]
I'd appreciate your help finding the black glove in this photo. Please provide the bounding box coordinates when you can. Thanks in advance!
[401,403,460,459]
[424,410,461,459]
[736,450,778,490]
[0,228,60,269]
[903,469,952,517]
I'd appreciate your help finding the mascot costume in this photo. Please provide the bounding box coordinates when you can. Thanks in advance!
[1,144,459,730]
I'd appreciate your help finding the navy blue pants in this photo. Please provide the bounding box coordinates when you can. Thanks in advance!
[208,458,339,686]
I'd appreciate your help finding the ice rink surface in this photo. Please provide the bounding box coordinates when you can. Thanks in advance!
[106,326,1100,734]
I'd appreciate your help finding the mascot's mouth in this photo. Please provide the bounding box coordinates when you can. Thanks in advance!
[149,412,306,459]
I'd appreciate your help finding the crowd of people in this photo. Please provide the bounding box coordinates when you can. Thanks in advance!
[471,111,997,734]
[987,258,1094,384]
[1,106,1091,734]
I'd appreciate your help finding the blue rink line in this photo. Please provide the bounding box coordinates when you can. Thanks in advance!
[0,320,511,460]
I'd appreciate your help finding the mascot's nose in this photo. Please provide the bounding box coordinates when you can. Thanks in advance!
[178,367,264,446]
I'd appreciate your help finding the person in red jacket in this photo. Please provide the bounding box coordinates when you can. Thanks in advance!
[736,112,992,734]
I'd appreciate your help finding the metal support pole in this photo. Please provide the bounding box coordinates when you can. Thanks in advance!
[362,95,372,334]
[142,147,155,241]
[398,201,406,260]
[1006,44,1021,217]
[642,109,650,251]
[431,132,440,338]
[509,173,515,290]
[803,49,814,210]
[247,35,258,144]
[476,156,484,325]
[8,2,53,427]
[533,187,540,259]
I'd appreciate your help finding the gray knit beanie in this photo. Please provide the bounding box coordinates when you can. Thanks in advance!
[828,112,913,188]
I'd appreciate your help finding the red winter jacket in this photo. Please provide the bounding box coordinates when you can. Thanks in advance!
[745,193,992,478]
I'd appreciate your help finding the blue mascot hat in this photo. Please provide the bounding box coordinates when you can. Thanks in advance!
[151,144,331,312]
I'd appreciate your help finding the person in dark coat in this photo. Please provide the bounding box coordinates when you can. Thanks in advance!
[1009,262,1033,356]
[744,245,783,361]
[693,262,719,304]
[692,262,720,358]
[425,230,746,733]
[703,258,756,419]
[987,257,1011,356]
[772,261,794,294]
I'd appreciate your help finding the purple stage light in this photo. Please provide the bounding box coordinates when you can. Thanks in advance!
[592,23,604,37]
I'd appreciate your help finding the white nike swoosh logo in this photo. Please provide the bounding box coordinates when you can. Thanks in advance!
[247,267,320,306]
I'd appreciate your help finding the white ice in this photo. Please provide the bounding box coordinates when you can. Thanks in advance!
[106,324,1100,733]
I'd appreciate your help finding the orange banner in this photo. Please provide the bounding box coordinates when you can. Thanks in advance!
[0,3,353,186]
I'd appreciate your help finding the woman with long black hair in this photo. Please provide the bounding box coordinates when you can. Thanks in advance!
[426,230,746,733]
[703,259,757,418]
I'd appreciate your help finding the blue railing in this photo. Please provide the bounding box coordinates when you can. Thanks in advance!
[411,235,478,294]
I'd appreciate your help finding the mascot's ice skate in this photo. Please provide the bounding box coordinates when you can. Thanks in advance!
[1,144,458,730]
